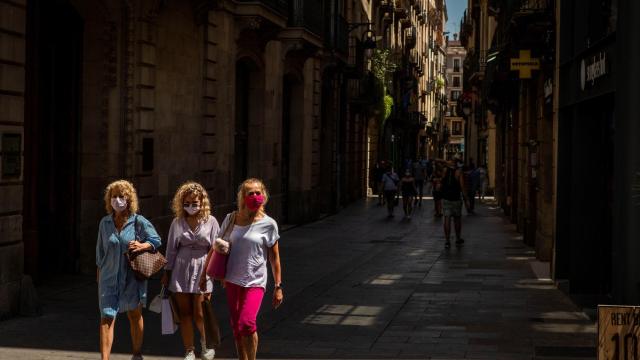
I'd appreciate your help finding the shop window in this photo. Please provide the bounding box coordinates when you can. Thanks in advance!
[452,121,462,135]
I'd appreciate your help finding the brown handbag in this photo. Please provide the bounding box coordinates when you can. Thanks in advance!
[201,297,221,348]
[127,215,167,280]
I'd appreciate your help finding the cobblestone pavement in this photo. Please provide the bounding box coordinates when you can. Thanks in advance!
[0,198,596,359]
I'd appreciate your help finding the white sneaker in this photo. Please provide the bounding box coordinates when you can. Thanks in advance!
[184,350,196,360]
[200,339,215,360]
[201,348,215,360]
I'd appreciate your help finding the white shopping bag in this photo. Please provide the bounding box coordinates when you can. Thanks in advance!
[161,298,177,335]
[148,294,162,314]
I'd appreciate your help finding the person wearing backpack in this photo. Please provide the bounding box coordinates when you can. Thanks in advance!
[381,165,400,218]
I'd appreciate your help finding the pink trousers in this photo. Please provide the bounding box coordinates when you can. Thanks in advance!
[225,282,265,338]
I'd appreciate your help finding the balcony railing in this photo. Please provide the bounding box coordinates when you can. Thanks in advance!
[406,26,416,49]
[464,49,487,79]
[517,0,550,12]
[288,0,323,36]
[236,0,289,16]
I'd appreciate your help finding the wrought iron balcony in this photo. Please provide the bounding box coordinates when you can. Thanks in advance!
[380,0,393,11]
[464,49,486,83]
[417,11,426,23]
[236,0,289,16]
[516,0,550,13]
[406,26,416,49]
[288,0,323,36]
[394,1,408,19]
[400,18,412,29]
[325,15,349,54]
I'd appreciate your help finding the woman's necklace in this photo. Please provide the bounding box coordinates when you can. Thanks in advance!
[114,214,126,232]
[186,216,199,231]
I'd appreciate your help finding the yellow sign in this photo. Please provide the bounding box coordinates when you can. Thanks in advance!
[598,305,640,359]
[510,50,540,79]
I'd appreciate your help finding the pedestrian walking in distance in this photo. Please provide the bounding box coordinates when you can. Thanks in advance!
[96,180,162,360]
[162,182,219,360]
[202,178,283,360]
[401,169,418,219]
[463,159,477,214]
[436,159,467,249]
[373,160,385,205]
[431,164,444,217]
[381,165,400,218]
[478,164,489,201]
[412,158,427,207]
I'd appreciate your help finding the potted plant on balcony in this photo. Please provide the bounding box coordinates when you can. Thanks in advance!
[372,49,398,126]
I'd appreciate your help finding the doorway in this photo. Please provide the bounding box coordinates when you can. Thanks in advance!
[281,73,304,223]
[234,58,263,190]
[24,0,83,279]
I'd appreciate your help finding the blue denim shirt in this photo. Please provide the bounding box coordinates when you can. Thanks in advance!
[96,213,161,318]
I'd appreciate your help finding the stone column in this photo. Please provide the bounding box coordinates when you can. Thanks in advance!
[0,0,26,317]
[614,0,640,304]
[301,57,316,193]
[262,40,284,191]
[208,10,236,211]
[201,10,220,193]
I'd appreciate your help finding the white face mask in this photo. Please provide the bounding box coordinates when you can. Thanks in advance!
[111,196,127,213]
[183,205,200,216]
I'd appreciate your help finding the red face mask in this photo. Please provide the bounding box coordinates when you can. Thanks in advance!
[244,194,265,211]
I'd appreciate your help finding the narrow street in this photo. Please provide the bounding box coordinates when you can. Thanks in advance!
[0,198,596,359]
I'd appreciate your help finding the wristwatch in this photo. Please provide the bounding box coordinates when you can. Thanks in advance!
[274,283,283,290]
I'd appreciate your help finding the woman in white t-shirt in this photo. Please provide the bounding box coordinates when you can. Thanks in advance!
[202,178,282,360]
[381,166,400,217]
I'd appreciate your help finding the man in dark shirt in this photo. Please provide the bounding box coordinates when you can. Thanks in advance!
[436,159,466,248]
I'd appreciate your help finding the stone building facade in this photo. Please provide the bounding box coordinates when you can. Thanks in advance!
[370,0,446,164]
[444,38,465,160]
[0,0,374,317]
[460,0,556,264]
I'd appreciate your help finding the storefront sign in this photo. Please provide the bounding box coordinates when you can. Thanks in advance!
[580,52,608,91]
[598,305,640,359]
[510,50,540,79]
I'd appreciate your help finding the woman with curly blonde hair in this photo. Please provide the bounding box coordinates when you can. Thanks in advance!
[201,178,282,360]
[96,180,161,360]
[162,181,219,360]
